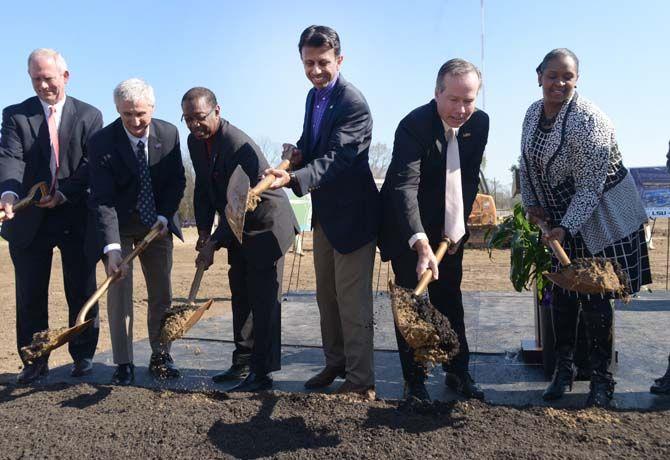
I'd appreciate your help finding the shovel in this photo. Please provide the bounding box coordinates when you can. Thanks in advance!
[389,238,460,365]
[224,147,292,244]
[158,264,214,344]
[0,182,49,221]
[20,224,163,363]
[535,220,629,298]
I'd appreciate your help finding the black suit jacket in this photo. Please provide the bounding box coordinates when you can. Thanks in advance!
[293,75,379,254]
[0,96,102,248]
[378,100,489,261]
[189,119,299,265]
[88,117,185,254]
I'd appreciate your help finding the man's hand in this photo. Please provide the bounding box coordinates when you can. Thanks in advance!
[282,143,303,167]
[414,239,439,281]
[35,191,65,209]
[196,239,218,270]
[105,250,128,280]
[447,235,465,255]
[0,194,16,221]
[526,206,547,226]
[155,217,169,238]
[542,227,566,246]
[264,168,291,190]
[196,230,210,251]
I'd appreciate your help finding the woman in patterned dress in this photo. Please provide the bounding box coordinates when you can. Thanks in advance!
[519,48,651,408]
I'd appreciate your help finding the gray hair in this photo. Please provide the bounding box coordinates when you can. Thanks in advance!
[536,48,579,75]
[28,48,68,73]
[113,78,155,107]
[435,58,482,92]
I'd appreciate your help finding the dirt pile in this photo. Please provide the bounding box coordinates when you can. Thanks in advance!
[549,257,630,299]
[160,304,198,343]
[20,327,69,362]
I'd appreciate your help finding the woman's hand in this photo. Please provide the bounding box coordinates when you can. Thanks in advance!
[525,206,547,226]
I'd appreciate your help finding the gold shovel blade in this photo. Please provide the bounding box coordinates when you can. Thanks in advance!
[20,319,94,362]
[225,165,250,245]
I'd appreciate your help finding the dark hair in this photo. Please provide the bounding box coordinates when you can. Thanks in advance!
[298,25,341,56]
[435,58,482,92]
[181,87,218,108]
[536,48,579,74]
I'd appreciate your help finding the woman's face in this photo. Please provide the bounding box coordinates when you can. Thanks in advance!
[538,56,579,106]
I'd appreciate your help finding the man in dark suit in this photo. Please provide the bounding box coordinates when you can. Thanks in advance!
[181,87,298,392]
[88,78,185,385]
[0,49,102,384]
[267,25,379,395]
[378,59,489,402]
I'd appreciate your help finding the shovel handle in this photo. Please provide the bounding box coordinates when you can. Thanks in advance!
[0,182,49,221]
[187,264,206,304]
[250,159,291,197]
[535,220,572,266]
[75,224,163,325]
[413,238,451,296]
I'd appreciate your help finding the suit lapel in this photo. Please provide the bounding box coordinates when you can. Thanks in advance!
[302,89,315,160]
[311,77,345,155]
[148,121,162,167]
[25,98,51,164]
[114,119,139,175]
[58,98,76,162]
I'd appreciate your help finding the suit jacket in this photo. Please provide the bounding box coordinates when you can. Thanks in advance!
[189,119,299,265]
[0,96,102,248]
[88,117,185,254]
[293,75,379,254]
[378,99,489,261]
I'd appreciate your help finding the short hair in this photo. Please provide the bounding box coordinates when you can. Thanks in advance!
[113,78,155,107]
[435,59,482,92]
[28,48,68,73]
[181,87,218,109]
[536,48,579,74]
[298,25,341,56]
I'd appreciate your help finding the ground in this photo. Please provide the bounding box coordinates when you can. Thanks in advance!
[1,227,669,458]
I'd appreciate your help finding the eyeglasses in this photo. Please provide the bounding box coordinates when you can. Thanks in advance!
[181,107,216,125]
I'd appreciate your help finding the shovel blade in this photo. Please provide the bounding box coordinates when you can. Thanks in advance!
[20,320,94,362]
[181,299,214,336]
[225,165,250,245]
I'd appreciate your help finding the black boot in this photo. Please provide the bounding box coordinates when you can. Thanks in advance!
[586,371,615,408]
[582,307,615,408]
[543,347,576,401]
[650,354,670,395]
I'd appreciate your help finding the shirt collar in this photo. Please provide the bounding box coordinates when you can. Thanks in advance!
[39,95,67,117]
[440,119,459,137]
[123,125,150,149]
[315,74,338,98]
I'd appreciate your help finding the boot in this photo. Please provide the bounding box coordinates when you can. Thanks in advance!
[543,347,576,401]
[586,371,615,408]
[582,307,615,408]
[650,354,670,395]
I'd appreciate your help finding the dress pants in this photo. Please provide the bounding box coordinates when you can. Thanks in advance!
[107,214,173,365]
[10,208,98,364]
[227,245,283,375]
[313,221,376,387]
[391,244,469,384]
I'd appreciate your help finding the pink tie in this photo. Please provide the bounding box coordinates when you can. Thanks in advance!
[47,105,60,193]
[443,128,465,243]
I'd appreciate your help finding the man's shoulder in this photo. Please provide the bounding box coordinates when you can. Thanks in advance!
[151,117,178,133]
[335,77,370,110]
[67,96,102,117]
[2,96,40,118]
[397,100,435,136]
[221,120,257,150]
[90,118,120,146]
[466,108,489,128]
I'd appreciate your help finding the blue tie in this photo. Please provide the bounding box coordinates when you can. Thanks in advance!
[135,140,157,227]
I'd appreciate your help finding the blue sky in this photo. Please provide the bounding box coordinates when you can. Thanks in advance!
[2,0,669,188]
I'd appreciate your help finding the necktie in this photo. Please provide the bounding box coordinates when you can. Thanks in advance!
[135,140,158,227]
[47,106,60,193]
[443,128,465,243]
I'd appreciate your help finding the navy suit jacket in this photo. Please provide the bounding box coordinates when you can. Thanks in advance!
[378,100,489,261]
[0,96,102,248]
[88,117,185,256]
[293,75,380,254]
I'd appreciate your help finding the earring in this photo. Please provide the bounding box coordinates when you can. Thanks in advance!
[538,83,542,87]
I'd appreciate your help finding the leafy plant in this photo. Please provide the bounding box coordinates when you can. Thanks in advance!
[487,202,552,298]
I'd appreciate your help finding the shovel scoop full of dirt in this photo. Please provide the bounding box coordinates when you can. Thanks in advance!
[389,281,460,366]
[546,257,631,301]
[20,327,70,363]
[160,304,200,344]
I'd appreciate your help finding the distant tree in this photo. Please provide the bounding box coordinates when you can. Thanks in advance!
[255,136,282,166]
[369,142,391,179]
[178,156,196,222]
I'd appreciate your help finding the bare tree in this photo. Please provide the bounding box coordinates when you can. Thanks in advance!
[369,142,391,179]
[178,156,196,223]
[255,136,282,166]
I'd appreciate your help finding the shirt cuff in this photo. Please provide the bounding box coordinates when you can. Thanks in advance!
[56,191,67,203]
[157,215,168,228]
[408,232,428,249]
[1,191,19,201]
[103,243,121,254]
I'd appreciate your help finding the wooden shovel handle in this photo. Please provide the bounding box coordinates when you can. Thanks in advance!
[0,182,48,221]
[75,224,163,325]
[250,159,291,197]
[535,220,571,266]
[187,264,206,305]
[413,238,451,296]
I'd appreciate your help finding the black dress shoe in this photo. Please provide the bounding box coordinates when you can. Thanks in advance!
[404,381,431,402]
[71,358,93,377]
[304,365,346,389]
[445,371,485,400]
[111,363,135,386]
[17,359,49,384]
[149,352,181,379]
[212,363,251,383]
[228,372,273,393]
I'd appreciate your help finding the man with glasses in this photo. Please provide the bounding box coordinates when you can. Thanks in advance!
[181,87,298,392]
[88,78,185,385]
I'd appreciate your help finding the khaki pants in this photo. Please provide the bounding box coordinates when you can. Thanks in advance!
[107,215,173,364]
[313,221,376,386]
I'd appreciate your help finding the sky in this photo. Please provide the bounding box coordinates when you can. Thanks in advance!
[2,0,669,189]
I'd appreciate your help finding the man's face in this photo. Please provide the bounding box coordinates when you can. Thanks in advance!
[29,55,69,105]
[300,45,343,89]
[435,71,480,128]
[116,99,154,138]
[181,97,220,140]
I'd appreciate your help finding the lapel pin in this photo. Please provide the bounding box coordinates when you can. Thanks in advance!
[462,133,471,138]
[155,143,162,149]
